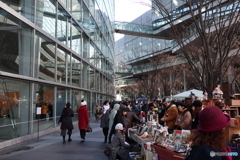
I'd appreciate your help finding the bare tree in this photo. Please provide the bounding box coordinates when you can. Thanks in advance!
[149,0,240,97]
[121,83,140,100]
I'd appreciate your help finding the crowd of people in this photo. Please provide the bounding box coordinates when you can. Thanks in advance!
[57,95,232,160]
[95,97,232,160]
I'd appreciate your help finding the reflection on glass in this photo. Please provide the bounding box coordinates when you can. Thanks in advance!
[89,43,95,65]
[56,87,66,121]
[33,83,54,133]
[72,89,82,121]
[41,0,57,37]
[71,0,82,21]
[82,62,89,89]
[0,9,33,77]
[90,67,95,90]
[57,4,71,47]
[71,21,82,55]
[1,0,34,22]
[71,56,82,87]
[35,31,55,81]
[56,47,69,84]
[0,79,30,141]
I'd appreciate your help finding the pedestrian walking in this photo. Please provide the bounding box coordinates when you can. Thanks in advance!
[77,100,89,142]
[59,102,74,144]
[100,100,111,143]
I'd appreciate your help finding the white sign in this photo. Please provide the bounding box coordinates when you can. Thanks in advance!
[36,107,41,115]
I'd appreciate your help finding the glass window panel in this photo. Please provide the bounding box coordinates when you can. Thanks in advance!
[0,9,33,77]
[71,21,82,55]
[33,83,54,133]
[0,78,30,141]
[57,4,71,47]
[90,67,94,90]
[35,32,55,81]
[71,56,82,87]
[82,62,89,89]
[95,71,100,92]
[56,46,69,84]
[89,43,95,65]
[71,0,82,21]
[40,0,57,37]
[66,54,71,85]
[56,87,66,121]
[83,33,89,60]
[1,0,34,22]
[82,4,90,34]
[71,89,82,120]
[91,93,96,117]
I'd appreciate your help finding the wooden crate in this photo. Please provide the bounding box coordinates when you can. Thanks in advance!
[152,145,185,160]
[230,100,240,106]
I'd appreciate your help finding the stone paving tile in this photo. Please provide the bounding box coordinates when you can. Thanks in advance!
[0,121,108,160]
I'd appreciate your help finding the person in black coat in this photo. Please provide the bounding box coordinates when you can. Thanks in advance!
[59,102,74,143]
[109,107,128,142]
[191,100,202,130]
[100,100,111,143]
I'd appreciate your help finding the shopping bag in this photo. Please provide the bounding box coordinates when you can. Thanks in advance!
[85,125,92,132]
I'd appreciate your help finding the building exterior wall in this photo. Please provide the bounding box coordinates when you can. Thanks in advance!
[0,0,114,146]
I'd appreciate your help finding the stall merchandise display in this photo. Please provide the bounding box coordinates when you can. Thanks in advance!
[129,152,144,160]
[153,129,191,156]
[129,118,191,159]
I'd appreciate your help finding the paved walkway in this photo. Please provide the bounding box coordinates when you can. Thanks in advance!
[0,120,108,160]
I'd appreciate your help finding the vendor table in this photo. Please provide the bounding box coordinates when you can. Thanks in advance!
[152,144,185,160]
[129,131,153,155]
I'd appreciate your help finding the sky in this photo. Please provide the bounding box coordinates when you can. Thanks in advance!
[115,0,151,41]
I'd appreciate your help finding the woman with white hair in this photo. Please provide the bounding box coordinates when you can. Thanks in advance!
[77,100,89,142]
[109,123,131,160]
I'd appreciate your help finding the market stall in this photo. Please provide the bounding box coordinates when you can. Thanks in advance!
[128,108,240,160]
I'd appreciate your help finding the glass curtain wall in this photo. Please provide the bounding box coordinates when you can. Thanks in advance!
[0,79,30,141]
[0,0,115,143]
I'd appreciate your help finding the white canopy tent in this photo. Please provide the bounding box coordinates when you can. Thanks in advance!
[171,89,204,100]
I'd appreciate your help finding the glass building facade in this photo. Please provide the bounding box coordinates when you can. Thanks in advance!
[0,0,114,146]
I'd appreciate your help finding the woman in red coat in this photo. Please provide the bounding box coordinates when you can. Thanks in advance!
[78,100,89,142]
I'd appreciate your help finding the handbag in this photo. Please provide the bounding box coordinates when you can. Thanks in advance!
[103,144,113,157]
[85,125,92,132]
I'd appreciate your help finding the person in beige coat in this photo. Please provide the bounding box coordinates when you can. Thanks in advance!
[161,98,178,134]
[175,102,192,130]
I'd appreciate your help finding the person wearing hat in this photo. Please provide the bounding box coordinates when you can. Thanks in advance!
[186,106,231,160]
[191,100,203,130]
[175,102,192,130]
[77,100,89,142]
[59,102,74,143]
[161,98,178,134]
[109,123,131,160]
